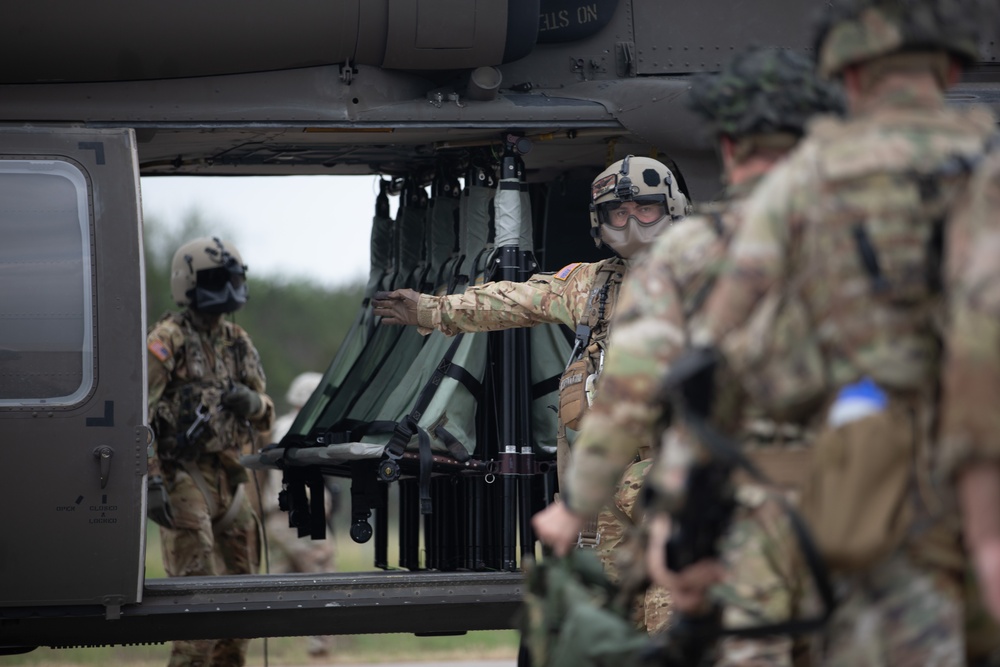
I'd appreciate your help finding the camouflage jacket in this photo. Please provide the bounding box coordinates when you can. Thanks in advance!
[416,257,626,335]
[563,182,755,515]
[940,147,1000,477]
[697,82,996,428]
[147,310,274,471]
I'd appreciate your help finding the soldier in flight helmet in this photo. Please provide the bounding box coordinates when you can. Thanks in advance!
[373,155,688,634]
[147,235,274,667]
[589,155,689,259]
[170,236,250,313]
[533,46,846,658]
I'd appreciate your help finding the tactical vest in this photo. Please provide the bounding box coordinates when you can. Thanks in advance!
[150,312,262,465]
[558,259,625,431]
[690,200,821,490]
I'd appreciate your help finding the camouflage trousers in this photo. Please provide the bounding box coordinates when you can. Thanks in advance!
[712,487,814,667]
[592,458,672,635]
[818,551,964,667]
[161,456,260,667]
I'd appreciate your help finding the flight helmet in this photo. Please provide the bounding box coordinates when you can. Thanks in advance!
[170,236,249,313]
[589,156,690,259]
[815,0,989,79]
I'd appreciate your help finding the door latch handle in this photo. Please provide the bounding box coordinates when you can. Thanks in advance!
[94,446,114,489]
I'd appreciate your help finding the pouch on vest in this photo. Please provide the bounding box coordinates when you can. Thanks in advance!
[558,355,592,431]
[800,401,914,571]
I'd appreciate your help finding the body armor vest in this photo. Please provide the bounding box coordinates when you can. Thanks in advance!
[558,259,625,431]
[151,312,260,465]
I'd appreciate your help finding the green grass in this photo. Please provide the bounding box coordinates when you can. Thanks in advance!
[0,522,519,666]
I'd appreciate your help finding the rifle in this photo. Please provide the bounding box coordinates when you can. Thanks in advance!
[643,346,836,666]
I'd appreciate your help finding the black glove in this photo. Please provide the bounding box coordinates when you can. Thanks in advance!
[147,475,175,528]
[222,383,263,418]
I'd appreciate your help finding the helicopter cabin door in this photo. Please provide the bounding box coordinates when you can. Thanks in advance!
[0,128,148,612]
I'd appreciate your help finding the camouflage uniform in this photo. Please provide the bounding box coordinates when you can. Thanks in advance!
[564,47,847,657]
[415,256,672,632]
[148,309,274,667]
[694,60,996,667]
[940,146,1000,667]
[566,182,814,660]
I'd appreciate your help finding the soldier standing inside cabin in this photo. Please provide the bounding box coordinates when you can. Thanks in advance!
[533,46,846,665]
[146,236,275,667]
[373,157,689,633]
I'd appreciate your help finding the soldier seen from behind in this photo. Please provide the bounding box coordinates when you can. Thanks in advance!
[373,157,690,633]
[644,0,997,665]
[533,46,846,666]
[147,236,275,667]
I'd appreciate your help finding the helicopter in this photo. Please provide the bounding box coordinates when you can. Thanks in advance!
[0,0,997,654]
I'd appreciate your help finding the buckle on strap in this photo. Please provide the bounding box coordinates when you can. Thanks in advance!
[576,530,601,549]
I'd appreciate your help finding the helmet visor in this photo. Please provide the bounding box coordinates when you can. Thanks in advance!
[596,196,668,228]
[196,266,245,292]
[192,261,248,313]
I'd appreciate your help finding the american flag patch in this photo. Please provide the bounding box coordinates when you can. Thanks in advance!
[148,340,171,362]
[554,263,582,281]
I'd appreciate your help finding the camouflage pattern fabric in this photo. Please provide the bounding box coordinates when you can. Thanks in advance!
[565,181,756,517]
[415,256,671,630]
[714,487,816,667]
[938,147,1000,667]
[593,458,672,635]
[940,149,1000,477]
[814,0,988,78]
[819,552,963,667]
[695,78,997,667]
[161,457,259,667]
[416,257,625,335]
[148,309,274,667]
[697,82,996,384]
[565,180,822,660]
[148,310,275,475]
[688,48,844,142]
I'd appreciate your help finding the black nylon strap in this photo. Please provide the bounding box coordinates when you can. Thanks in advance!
[417,426,433,515]
[384,334,468,460]
[434,425,472,463]
[532,374,562,400]
[444,362,483,399]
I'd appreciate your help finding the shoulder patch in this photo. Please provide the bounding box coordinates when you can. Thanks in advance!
[554,262,583,281]
[148,339,171,363]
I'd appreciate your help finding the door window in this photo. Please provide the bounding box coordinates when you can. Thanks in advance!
[0,160,93,406]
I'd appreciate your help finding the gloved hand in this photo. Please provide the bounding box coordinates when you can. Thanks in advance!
[222,383,263,418]
[372,289,420,326]
[147,475,175,528]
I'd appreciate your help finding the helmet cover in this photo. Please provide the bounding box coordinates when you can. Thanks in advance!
[688,47,846,140]
[814,0,989,78]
